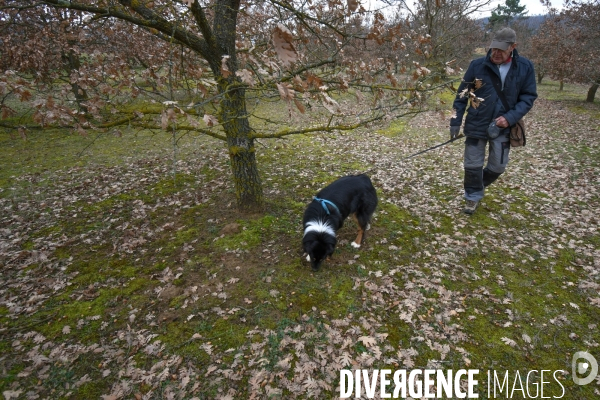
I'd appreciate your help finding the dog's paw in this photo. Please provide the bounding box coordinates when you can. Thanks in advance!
[306,254,311,262]
[366,223,371,231]
[351,241,361,249]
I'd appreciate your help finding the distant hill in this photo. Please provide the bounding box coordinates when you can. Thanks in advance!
[477,15,548,31]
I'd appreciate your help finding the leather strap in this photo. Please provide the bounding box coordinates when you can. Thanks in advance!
[488,68,511,113]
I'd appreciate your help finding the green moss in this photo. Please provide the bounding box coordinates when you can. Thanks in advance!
[377,119,408,137]
[438,88,458,104]
[83,192,140,214]
[69,258,137,285]
[168,295,187,309]
[75,380,108,399]
[174,227,200,244]
[214,214,277,250]
[31,224,63,240]
[150,173,197,197]
[210,318,249,349]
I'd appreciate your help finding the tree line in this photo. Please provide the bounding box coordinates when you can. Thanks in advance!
[530,0,600,102]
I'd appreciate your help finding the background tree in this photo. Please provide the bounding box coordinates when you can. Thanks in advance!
[488,0,527,28]
[506,17,537,57]
[389,0,490,71]
[532,0,600,101]
[1,0,457,211]
[0,6,190,128]
[563,0,600,102]
[530,13,571,88]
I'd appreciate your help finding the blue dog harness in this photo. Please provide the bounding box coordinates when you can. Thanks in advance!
[313,196,340,215]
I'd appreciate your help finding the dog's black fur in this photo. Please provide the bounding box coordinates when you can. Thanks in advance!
[302,174,377,271]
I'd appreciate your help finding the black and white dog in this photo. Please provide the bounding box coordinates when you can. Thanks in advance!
[302,174,378,271]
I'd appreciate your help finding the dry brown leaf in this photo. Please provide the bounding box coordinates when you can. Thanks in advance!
[293,99,305,114]
[348,0,360,12]
[321,93,340,114]
[203,114,218,127]
[272,24,298,66]
[235,69,255,87]
[221,55,231,78]
[276,82,295,102]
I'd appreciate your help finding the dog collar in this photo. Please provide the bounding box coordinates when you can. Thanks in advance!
[313,196,340,215]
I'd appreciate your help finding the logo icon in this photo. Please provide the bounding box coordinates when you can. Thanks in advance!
[572,351,598,385]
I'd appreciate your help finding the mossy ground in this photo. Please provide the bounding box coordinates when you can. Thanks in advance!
[1,80,599,398]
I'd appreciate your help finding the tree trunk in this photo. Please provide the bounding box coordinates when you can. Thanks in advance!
[62,49,88,113]
[537,71,544,84]
[209,0,264,212]
[586,83,599,103]
[220,82,264,212]
[559,79,564,91]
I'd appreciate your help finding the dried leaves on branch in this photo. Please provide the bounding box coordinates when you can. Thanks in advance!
[0,0,460,138]
[1,0,477,209]
[1,0,480,210]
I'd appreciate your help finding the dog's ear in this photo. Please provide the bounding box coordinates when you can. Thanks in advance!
[303,239,317,254]
[325,242,336,257]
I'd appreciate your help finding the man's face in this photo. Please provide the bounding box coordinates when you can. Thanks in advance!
[491,44,517,64]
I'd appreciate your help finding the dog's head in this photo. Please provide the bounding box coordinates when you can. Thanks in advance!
[303,233,336,271]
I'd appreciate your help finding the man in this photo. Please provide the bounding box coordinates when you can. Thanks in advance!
[450,27,537,214]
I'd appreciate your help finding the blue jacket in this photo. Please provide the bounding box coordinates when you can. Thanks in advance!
[451,49,537,139]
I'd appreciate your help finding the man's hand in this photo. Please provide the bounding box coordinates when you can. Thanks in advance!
[450,126,461,140]
[495,116,510,128]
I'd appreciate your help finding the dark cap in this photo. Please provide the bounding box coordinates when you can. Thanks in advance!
[490,28,517,50]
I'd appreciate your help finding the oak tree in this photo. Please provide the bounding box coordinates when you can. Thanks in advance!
[1,0,457,211]
[532,0,600,101]
[389,0,489,70]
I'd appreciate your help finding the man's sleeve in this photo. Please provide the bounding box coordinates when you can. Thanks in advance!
[504,60,538,126]
[450,61,475,127]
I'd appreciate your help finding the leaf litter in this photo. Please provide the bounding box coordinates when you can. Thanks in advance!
[1,90,599,398]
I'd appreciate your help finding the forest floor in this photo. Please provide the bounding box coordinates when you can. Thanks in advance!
[1,80,599,399]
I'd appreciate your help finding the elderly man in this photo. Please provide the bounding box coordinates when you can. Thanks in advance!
[450,27,538,214]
